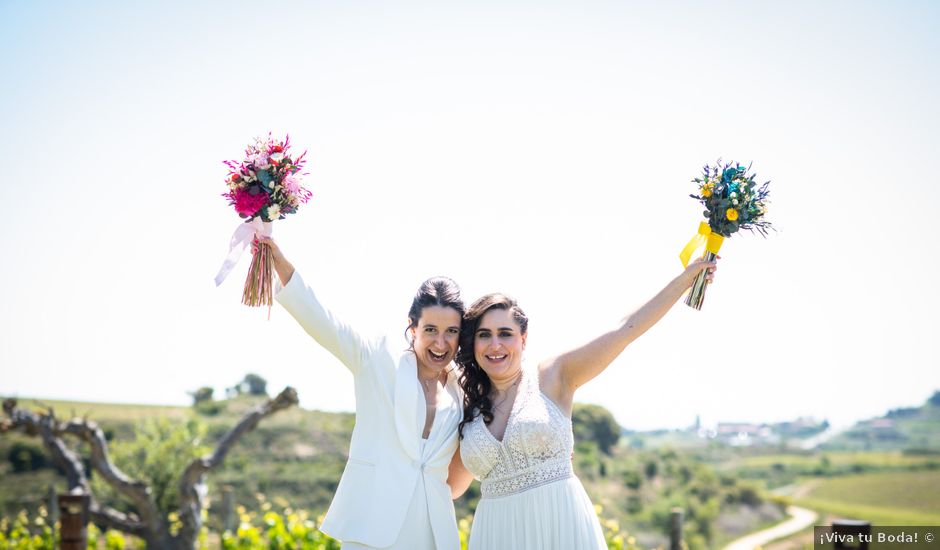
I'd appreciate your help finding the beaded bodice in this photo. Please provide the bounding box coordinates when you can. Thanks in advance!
[460,366,574,499]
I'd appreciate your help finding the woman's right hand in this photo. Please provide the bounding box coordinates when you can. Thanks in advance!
[255,235,295,287]
[679,256,719,289]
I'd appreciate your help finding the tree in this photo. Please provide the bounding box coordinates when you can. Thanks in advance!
[0,388,298,550]
[189,386,214,405]
[91,418,210,517]
[572,403,621,455]
[622,468,643,490]
[189,386,224,416]
[929,390,940,407]
[7,440,47,472]
[241,373,268,396]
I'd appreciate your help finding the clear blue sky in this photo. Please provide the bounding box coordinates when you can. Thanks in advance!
[1,0,938,430]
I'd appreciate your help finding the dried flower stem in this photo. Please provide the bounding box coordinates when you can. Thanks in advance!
[685,251,717,310]
[242,243,273,308]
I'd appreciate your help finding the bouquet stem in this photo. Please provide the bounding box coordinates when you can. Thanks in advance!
[685,251,717,310]
[242,242,273,308]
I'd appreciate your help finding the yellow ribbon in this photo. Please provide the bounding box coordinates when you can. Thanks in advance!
[679,222,724,267]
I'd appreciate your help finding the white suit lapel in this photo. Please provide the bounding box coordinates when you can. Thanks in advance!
[393,352,422,461]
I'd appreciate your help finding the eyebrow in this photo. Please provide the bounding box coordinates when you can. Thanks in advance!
[476,327,516,333]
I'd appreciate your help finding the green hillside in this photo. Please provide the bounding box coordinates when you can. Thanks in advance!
[822,391,940,452]
[1,394,789,550]
[6,391,939,549]
[0,395,354,520]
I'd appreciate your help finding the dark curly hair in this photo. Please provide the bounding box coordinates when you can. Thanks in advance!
[457,293,529,438]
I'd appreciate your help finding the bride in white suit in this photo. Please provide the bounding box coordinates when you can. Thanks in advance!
[257,236,466,550]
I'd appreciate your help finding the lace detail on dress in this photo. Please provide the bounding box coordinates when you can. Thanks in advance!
[460,366,574,499]
[481,458,572,498]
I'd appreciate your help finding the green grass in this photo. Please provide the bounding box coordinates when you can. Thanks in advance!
[719,451,940,493]
[794,470,940,526]
[733,451,938,469]
[4,397,190,421]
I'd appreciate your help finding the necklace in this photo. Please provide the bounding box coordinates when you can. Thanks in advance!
[490,370,523,411]
[420,374,440,393]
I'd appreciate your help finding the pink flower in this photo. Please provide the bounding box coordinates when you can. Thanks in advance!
[251,152,270,169]
[282,174,300,194]
[228,187,269,217]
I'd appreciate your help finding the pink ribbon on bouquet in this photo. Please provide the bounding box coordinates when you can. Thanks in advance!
[214,217,273,286]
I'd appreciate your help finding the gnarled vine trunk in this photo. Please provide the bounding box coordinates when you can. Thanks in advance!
[1,387,299,549]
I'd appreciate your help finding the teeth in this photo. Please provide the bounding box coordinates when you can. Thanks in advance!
[430,351,446,359]
[487,355,507,360]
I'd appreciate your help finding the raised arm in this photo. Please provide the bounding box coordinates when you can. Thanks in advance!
[265,237,296,288]
[259,236,370,375]
[540,259,716,410]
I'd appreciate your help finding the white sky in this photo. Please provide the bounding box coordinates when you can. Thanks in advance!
[1,1,938,430]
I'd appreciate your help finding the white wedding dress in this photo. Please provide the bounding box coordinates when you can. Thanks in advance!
[460,366,606,550]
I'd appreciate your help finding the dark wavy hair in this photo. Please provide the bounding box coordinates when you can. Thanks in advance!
[457,293,529,438]
[405,276,465,347]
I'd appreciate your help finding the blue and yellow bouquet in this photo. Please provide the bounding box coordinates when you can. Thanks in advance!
[680,161,772,309]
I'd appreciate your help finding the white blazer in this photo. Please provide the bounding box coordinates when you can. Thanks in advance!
[276,272,463,549]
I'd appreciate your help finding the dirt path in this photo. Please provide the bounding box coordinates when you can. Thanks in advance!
[721,505,819,550]
[789,479,820,500]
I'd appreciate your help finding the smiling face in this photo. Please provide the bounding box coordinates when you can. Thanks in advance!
[474,308,527,382]
[411,305,462,372]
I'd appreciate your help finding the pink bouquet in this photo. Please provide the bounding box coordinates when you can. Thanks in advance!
[214,134,311,308]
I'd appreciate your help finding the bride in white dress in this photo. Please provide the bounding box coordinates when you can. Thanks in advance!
[449,259,716,550]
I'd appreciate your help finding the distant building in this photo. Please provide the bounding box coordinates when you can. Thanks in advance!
[695,416,830,447]
[772,416,829,439]
[717,422,762,436]
[715,422,778,447]
[868,418,895,429]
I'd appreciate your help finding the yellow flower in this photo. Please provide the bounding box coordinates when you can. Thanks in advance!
[701,183,713,197]
[726,208,739,221]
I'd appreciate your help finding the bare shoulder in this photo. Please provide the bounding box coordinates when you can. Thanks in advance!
[537,358,573,416]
